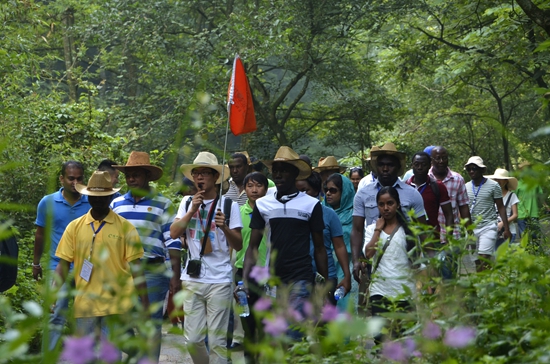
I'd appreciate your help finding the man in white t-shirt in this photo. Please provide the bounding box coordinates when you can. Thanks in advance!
[171,151,243,364]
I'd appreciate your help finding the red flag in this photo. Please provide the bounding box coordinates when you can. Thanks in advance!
[227,55,257,136]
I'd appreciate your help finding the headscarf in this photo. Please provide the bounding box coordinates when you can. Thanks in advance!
[324,175,355,253]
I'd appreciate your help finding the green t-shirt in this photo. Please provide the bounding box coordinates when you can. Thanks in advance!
[516,179,542,219]
[235,200,268,269]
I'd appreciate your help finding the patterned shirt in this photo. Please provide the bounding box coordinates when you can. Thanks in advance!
[110,191,181,259]
[428,167,470,240]
[225,179,248,206]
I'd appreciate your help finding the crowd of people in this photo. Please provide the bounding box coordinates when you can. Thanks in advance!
[32,144,546,363]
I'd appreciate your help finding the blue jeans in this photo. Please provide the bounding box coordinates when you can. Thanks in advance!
[44,276,70,352]
[142,263,170,361]
[286,280,311,340]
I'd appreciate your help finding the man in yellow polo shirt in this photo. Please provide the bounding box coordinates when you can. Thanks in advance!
[54,171,149,354]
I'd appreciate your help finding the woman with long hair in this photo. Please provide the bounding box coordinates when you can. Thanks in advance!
[323,173,358,312]
[363,186,420,342]
[349,167,364,192]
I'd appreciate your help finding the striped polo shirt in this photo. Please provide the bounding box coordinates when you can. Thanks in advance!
[110,191,181,258]
[466,178,502,228]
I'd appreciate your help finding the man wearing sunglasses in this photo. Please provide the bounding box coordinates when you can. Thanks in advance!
[464,156,510,271]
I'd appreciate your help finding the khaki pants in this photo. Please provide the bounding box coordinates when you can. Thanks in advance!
[183,281,232,364]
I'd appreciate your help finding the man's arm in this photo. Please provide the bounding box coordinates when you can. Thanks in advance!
[53,259,70,289]
[442,203,454,228]
[312,231,328,281]
[332,236,351,293]
[350,215,365,283]
[242,228,263,286]
[215,209,243,251]
[458,204,472,227]
[168,249,181,295]
[33,226,45,280]
[129,259,150,313]
[170,196,200,239]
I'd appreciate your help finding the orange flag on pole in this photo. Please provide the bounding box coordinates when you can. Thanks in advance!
[227,54,257,136]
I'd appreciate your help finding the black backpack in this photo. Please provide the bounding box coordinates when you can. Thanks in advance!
[0,225,18,292]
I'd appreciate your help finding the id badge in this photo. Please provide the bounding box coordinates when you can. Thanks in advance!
[80,259,93,282]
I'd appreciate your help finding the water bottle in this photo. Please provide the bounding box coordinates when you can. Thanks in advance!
[236,281,250,317]
[334,286,346,301]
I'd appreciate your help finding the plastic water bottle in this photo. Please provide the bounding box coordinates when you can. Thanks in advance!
[236,281,250,317]
[334,286,346,301]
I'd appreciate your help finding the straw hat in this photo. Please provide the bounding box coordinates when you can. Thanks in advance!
[370,143,407,176]
[262,146,312,180]
[113,151,164,181]
[365,146,380,162]
[313,156,347,174]
[180,151,230,184]
[76,171,121,196]
[464,156,486,169]
[485,168,518,190]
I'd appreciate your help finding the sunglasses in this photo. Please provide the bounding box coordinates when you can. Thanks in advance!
[323,187,339,194]
[465,166,479,172]
[350,167,363,172]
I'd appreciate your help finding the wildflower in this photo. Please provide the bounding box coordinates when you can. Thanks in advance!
[249,265,270,284]
[98,338,119,363]
[253,297,272,312]
[137,359,156,364]
[262,316,288,337]
[288,308,303,321]
[444,326,476,348]
[382,340,407,363]
[321,303,339,322]
[60,336,95,364]
[303,301,313,318]
[422,321,442,340]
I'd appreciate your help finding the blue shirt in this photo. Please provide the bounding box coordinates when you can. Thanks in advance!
[110,191,181,259]
[310,205,343,279]
[353,179,426,226]
[35,188,90,270]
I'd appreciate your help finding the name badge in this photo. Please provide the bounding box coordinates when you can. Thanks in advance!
[80,259,93,282]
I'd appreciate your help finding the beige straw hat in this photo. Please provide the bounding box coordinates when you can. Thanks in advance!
[76,171,121,196]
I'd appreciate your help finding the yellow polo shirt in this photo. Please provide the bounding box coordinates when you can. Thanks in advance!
[56,209,143,318]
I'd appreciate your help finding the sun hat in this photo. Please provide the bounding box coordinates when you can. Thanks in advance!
[113,151,164,181]
[313,156,347,174]
[365,146,380,162]
[262,146,312,180]
[484,168,518,190]
[76,171,121,196]
[464,156,486,169]
[180,151,230,184]
[370,143,407,176]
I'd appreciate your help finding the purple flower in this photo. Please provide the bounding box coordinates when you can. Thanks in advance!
[288,308,303,322]
[423,321,442,340]
[253,297,272,311]
[137,359,156,364]
[99,338,119,363]
[60,336,95,364]
[321,304,339,322]
[249,265,270,284]
[382,341,407,363]
[444,326,476,348]
[262,316,288,337]
[303,301,313,319]
[404,337,416,354]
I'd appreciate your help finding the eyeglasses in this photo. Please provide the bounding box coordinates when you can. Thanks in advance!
[465,166,479,172]
[323,187,339,194]
[191,170,214,177]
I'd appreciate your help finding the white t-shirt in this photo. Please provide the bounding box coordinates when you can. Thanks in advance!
[496,191,519,235]
[363,224,417,299]
[176,195,242,283]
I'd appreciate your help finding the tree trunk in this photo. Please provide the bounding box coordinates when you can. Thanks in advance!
[62,8,77,102]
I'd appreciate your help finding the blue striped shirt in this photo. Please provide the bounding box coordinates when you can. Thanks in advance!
[110,191,181,258]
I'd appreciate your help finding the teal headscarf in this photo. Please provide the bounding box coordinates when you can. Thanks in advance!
[323,174,355,253]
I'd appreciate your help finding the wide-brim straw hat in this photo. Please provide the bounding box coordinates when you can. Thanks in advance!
[464,156,486,169]
[313,156,347,174]
[365,146,380,162]
[113,151,164,181]
[180,151,230,184]
[370,143,407,176]
[485,168,518,190]
[76,171,121,196]
[262,146,312,180]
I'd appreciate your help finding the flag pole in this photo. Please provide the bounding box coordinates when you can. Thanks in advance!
[219,54,238,210]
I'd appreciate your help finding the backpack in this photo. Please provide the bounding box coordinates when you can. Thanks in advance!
[0,226,18,292]
[185,196,233,226]
[429,178,441,205]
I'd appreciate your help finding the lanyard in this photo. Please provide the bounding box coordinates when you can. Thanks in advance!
[417,183,428,195]
[470,178,486,213]
[88,221,106,260]
[198,201,216,234]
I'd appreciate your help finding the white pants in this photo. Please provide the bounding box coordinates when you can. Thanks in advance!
[182,281,232,364]
[474,224,498,255]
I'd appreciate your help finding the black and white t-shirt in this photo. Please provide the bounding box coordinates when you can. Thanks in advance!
[250,191,324,284]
